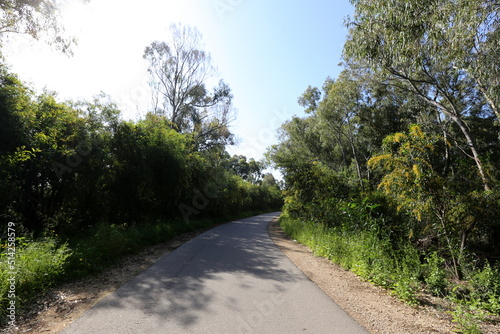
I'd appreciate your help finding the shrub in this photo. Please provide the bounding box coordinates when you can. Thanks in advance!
[469,262,500,314]
[423,252,447,296]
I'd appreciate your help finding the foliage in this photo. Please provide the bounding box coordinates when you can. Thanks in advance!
[423,252,447,296]
[221,153,263,182]
[468,263,500,314]
[0,67,282,237]
[0,237,72,321]
[344,0,500,191]
[368,125,500,279]
[267,3,500,329]
[279,214,421,304]
[0,0,88,54]
[106,114,192,226]
[368,125,441,218]
[143,23,234,151]
[449,302,483,334]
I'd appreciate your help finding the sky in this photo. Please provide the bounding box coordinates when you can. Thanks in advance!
[3,0,354,163]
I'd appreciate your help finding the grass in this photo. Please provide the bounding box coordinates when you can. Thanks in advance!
[280,214,419,297]
[0,209,271,324]
[279,213,500,333]
[0,238,72,323]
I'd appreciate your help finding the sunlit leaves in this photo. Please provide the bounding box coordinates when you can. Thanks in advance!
[0,0,88,54]
[368,125,442,222]
[345,0,499,191]
[143,24,234,151]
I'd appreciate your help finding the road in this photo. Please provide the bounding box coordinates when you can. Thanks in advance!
[62,213,369,334]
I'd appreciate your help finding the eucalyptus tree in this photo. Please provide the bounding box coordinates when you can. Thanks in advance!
[295,69,418,188]
[143,23,234,151]
[0,0,86,54]
[222,154,263,182]
[344,0,500,191]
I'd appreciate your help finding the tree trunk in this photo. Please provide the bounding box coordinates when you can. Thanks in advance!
[347,134,364,190]
[398,72,491,191]
[449,113,490,191]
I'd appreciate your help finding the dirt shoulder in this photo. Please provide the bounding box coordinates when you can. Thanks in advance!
[3,228,214,334]
[5,216,499,333]
[268,217,499,334]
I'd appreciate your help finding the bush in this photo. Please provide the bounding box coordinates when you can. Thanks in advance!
[279,214,421,304]
[469,262,500,314]
[423,252,447,296]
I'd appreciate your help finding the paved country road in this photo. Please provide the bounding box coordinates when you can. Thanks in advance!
[62,213,369,334]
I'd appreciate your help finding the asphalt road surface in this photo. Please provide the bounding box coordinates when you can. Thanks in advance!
[62,212,369,334]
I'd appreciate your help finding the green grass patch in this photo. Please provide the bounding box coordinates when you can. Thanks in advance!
[0,209,272,325]
[0,238,72,322]
[280,213,424,304]
[279,213,500,332]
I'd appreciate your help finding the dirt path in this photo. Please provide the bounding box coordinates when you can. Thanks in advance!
[5,216,499,333]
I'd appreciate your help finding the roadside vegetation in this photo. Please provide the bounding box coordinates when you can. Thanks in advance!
[268,1,500,332]
[1,1,500,333]
[0,9,282,325]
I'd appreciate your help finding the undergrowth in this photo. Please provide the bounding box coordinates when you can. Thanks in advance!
[0,238,72,324]
[279,213,500,333]
[0,209,269,325]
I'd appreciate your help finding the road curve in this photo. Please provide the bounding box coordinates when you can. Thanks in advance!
[62,212,369,334]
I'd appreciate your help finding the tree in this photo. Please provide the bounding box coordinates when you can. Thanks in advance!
[222,154,263,183]
[0,0,85,54]
[108,114,193,225]
[367,124,492,278]
[143,23,234,150]
[294,69,419,188]
[344,0,499,191]
[316,71,369,187]
[298,85,321,114]
[0,78,88,235]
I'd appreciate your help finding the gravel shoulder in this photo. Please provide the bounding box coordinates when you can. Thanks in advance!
[268,217,499,334]
[4,228,214,334]
[5,215,499,333]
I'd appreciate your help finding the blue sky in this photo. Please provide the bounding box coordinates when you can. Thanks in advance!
[3,0,354,162]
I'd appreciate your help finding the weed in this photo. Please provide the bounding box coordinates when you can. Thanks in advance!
[449,296,484,334]
[0,238,72,322]
[469,262,500,314]
[423,252,447,296]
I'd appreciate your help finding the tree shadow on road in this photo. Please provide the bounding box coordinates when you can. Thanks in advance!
[67,213,300,332]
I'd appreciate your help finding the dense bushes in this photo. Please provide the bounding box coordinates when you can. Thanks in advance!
[280,211,500,322]
[268,4,500,328]
[0,68,283,323]
[0,69,282,235]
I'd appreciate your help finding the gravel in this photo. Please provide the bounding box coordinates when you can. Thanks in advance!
[268,217,499,334]
[4,217,499,333]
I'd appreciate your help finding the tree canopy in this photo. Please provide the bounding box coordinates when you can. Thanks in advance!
[343,0,500,191]
[143,23,234,151]
[0,0,86,54]
[269,0,500,286]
